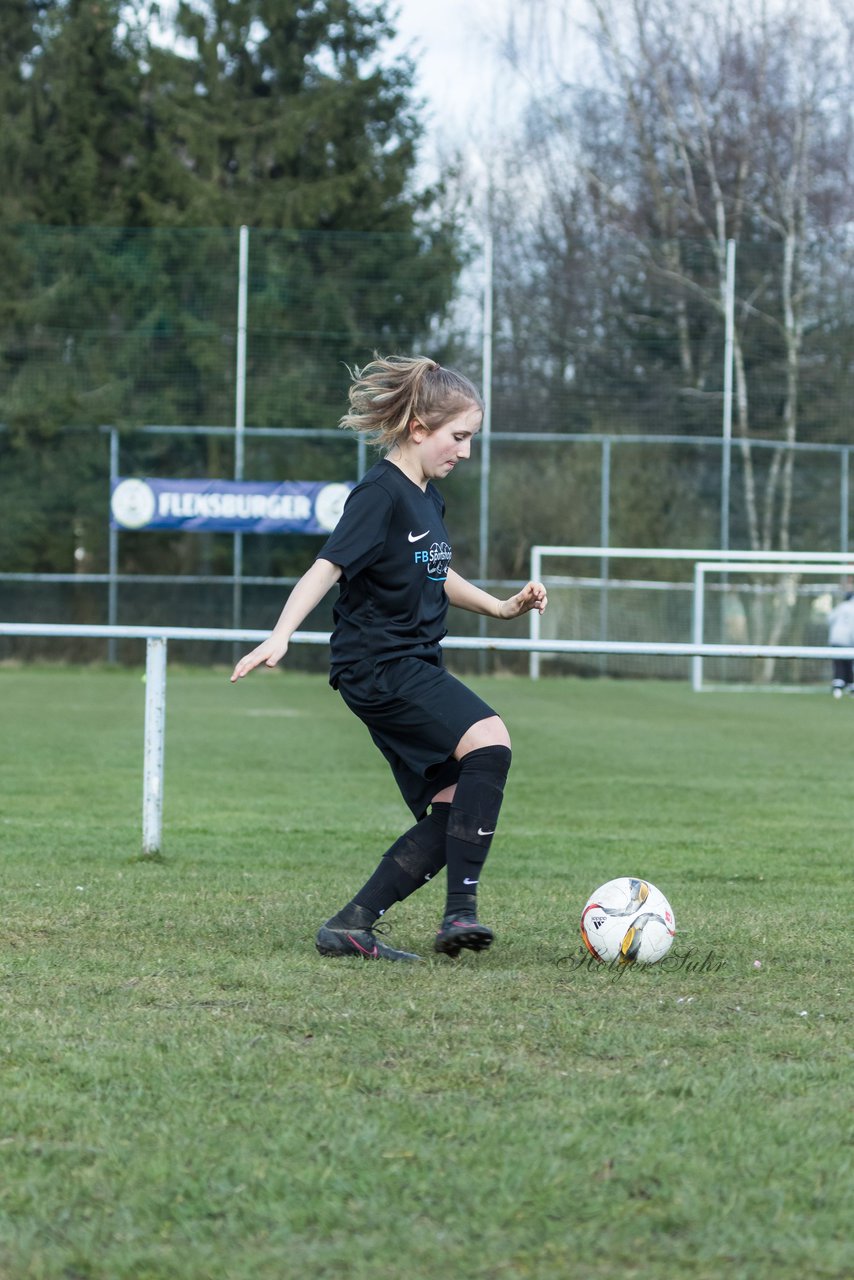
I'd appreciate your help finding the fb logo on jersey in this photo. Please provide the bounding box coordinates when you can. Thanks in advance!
[413,540,451,580]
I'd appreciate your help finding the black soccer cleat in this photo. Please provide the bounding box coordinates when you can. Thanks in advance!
[315,923,422,963]
[434,912,494,958]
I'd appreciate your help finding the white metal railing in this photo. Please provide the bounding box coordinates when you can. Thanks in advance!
[5,620,854,857]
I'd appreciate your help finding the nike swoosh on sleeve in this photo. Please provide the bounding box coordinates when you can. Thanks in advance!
[408,530,430,542]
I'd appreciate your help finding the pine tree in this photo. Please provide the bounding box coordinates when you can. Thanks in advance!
[167,0,419,230]
[0,0,463,581]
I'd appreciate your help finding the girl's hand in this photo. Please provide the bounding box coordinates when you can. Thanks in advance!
[230,636,289,682]
[499,581,548,620]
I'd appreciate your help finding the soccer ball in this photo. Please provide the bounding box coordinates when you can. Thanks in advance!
[580,877,676,965]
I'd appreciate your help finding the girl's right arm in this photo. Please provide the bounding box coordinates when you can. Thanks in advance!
[230,557,343,681]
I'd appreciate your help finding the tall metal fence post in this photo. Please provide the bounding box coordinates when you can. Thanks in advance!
[142,636,167,856]
[720,239,736,554]
[232,225,249,663]
[477,232,494,671]
[478,231,494,586]
[719,239,736,647]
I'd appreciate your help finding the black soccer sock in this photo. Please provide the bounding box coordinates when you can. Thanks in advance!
[326,803,451,928]
[444,745,512,917]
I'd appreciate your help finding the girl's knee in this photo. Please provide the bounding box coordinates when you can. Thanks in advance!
[455,715,511,759]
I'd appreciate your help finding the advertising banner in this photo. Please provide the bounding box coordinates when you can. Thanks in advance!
[110,478,353,535]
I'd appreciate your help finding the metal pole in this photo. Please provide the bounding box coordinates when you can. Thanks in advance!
[599,438,611,674]
[841,447,850,561]
[478,232,494,671]
[478,231,494,586]
[234,225,249,479]
[142,636,167,856]
[530,547,542,680]
[719,239,736,652]
[721,238,736,552]
[691,563,705,692]
[108,428,119,664]
[233,226,249,657]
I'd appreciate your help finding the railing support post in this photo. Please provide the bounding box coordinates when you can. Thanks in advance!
[142,636,167,856]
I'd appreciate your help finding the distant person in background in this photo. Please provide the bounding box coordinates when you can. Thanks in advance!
[828,591,854,698]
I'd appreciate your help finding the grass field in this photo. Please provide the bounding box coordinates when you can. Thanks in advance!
[1,664,853,1280]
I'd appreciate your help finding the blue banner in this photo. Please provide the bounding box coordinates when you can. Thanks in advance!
[110,478,354,534]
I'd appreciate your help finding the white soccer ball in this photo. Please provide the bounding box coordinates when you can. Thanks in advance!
[580,877,676,965]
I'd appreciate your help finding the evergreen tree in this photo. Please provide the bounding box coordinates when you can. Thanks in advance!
[0,0,42,222]
[169,0,424,230]
[18,0,144,223]
[0,0,463,582]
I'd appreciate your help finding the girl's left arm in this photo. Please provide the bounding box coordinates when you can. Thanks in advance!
[444,568,547,620]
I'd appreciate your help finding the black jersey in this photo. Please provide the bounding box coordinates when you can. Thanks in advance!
[317,459,452,683]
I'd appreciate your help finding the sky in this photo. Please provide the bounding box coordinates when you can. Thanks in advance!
[385,0,596,190]
[388,0,504,133]
[385,0,527,178]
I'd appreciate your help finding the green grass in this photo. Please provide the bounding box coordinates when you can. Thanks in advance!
[1,665,853,1280]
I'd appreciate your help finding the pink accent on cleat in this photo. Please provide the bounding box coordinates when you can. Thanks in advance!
[346,933,379,958]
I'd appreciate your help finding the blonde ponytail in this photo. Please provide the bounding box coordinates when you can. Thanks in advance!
[339,354,482,451]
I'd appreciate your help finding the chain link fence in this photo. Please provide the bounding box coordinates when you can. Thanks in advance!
[2,226,853,670]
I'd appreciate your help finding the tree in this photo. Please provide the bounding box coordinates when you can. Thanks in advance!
[501,0,854,545]
[167,0,425,230]
[485,0,854,655]
[0,0,464,582]
[0,0,41,224]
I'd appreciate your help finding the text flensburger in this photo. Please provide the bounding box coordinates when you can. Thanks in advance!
[110,478,353,535]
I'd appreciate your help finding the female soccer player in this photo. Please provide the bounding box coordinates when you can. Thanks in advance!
[231,355,547,961]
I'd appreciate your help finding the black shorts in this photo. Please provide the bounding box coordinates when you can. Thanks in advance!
[335,653,498,819]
